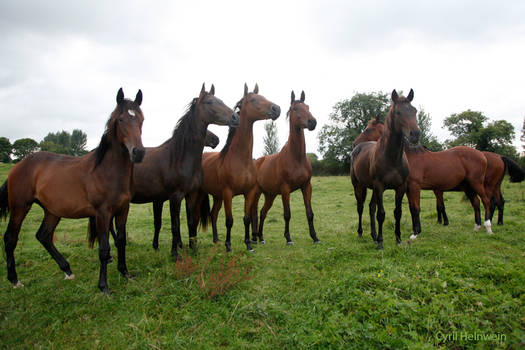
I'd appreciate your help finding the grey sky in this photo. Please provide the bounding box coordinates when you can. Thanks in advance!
[1,0,524,156]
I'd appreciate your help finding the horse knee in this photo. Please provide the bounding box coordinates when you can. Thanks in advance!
[98,248,110,263]
[306,211,314,222]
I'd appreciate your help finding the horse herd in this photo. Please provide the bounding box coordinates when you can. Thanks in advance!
[0,85,523,293]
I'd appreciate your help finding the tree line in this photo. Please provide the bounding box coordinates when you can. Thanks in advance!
[307,91,524,175]
[0,129,88,163]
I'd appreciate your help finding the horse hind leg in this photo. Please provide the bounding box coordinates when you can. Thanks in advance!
[152,200,164,250]
[258,193,276,245]
[368,193,377,242]
[354,185,367,238]
[4,206,31,287]
[36,211,74,280]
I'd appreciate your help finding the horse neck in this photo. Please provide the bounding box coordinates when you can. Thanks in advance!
[286,122,306,162]
[97,138,133,181]
[229,114,254,161]
[378,113,404,164]
[168,115,207,168]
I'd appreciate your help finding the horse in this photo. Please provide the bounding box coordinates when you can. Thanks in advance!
[354,117,497,237]
[126,84,239,259]
[0,88,145,294]
[108,129,219,252]
[199,83,281,252]
[434,151,525,226]
[350,89,420,249]
[251,90,320,245]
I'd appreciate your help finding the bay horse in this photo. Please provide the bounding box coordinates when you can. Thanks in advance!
[354,118,497,237]
[350,89,420,249]
[252,90,320,245]
[434,151,525,226]
[127,84,239,259]
[199,83,281,252]
[0,88,145,293]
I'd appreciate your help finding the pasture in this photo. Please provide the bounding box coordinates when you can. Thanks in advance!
[0,163,523,349]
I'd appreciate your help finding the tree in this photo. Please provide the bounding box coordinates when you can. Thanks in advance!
[443,110,517,158]
[71,129,88,156]
[521,116,525,153]
[0,137,12,163]
[263,121,279,156]
[318,91,390,165]
[12,138,38,162]
[417,108,443,151]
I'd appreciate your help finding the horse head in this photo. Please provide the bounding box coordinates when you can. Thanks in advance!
[195,83,239,127]
[238,83,281,122]
[288,90,316,132]
[353,118,384,146]
[114,88,145,163]
[390,89,420,146]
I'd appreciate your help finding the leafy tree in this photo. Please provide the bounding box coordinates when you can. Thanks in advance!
[39,129,88,156]
[0,137,12,163]
[444,110,517,158]
[263,121,279,156]
[318,91,390,165]
[71,129,88,156]
[417,108,443,151]
[521,116,525,153]
[12,138,38,162]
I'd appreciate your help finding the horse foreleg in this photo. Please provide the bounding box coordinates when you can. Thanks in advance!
[152,200,164,250]
[114,204,132,279]
[258,193,276,245]
[373,185,385,250]
[95,213,111,294]
[243,190,256,252]
[210,196,222,244]
[250,188,261,244]
[394,185,406,245]
[407,185,421,240]
[465,189,482,231]
[302,180,319,243]
[185,192,198,250]
[169,193,183,259]
[368,191,377,242]
[354,185,367,238]
[36,211,74,279]
[468,184,493,234]
[222,190,234,252]
[281,186,293,245]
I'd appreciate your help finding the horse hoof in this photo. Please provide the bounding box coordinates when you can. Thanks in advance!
[286,241,294,246]
[64,273,75,280]
[313,240,321,244]
[108,256,114,263]
[474,224,481,231]
[248,249,255,253]
[99,287,111,295]
[409,234,418,240]
[259,240,266,245]
[396,241,402,246]
[125,273,135,281]
[13,281,24,288]
[377,243,383,250]
[250,240,258,245]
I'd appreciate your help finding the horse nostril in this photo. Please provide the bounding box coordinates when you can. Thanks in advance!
[271,105,281,118]
[308,119,317,130]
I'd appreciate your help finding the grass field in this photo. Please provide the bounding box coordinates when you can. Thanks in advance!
[0,162,523,349]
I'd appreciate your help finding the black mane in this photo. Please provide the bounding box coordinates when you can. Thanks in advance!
[220,98,242,159]
[170,98,203,163]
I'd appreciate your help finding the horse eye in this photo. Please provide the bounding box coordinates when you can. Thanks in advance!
[118,117,124,122]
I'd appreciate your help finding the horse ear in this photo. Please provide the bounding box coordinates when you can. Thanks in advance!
[244,83,248,97]
[199,83,206,99]
[210,84,215,96]
[253,83,259,94]
[116,88,124,105]
[391,89,399,103]
[300,90,305,102]
[291,91,295,104]
[407,88,414,102]
[135,89,143,106]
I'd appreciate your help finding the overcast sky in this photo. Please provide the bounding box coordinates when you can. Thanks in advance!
[1,0,525,157]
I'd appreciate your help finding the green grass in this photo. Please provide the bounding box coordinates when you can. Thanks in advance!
[0,162,523,349]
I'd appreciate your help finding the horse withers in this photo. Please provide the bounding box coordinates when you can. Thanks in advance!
[0,88,145,293]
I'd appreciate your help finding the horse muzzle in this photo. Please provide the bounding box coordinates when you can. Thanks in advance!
[307,119,317,131]
[405,130,421,146]
[130,147,146,163]
[268,104,281,120]
[229,112,240,127]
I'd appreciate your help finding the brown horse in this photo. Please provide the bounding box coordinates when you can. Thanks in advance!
[435,151,525,226]
[199,83,281,252]
[0,88,145,293]
[128,84,238,259]
[354,118,497,237]
[252,90,320,245]
[350,89,420,249]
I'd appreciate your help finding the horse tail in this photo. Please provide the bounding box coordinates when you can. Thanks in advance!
[502,156,525,183]
[87,216,98,248]
[0,180,8,221]
[199,191,210,231]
